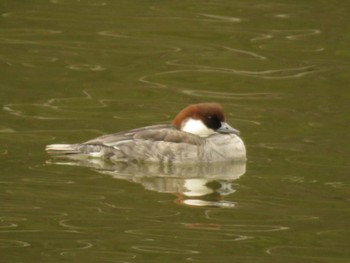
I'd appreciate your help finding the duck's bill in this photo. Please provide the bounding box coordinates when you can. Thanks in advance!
[217,122,240,135]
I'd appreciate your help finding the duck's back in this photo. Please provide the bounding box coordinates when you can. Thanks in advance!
[46,124,204,163]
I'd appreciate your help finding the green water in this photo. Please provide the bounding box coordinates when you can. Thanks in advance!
[1,1,349,262]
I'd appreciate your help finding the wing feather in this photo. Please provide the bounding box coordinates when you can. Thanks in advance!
[83,124,202,147]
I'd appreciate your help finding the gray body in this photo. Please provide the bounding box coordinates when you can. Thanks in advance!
[46,124,246,164]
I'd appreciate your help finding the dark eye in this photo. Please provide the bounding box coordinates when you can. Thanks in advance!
[204,115,221,129]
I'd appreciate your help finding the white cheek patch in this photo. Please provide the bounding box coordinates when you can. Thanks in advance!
[181,118,216,137]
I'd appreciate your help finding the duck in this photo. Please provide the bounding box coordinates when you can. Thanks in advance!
[46,103,246,163]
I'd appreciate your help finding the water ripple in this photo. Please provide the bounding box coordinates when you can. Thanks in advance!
[255,142,305,152]
[286,155,350,168]
[252,29,324,52]
[132,245,199,254]
[266,245,349,260]
[67,64,106,71]
[50,0,108,6]
[222,46,267,60]
[0,216,27,229]
[252,29,321,41]
[126,228,252,242]
[205,209,318,222]
[102,203,181,219]
[57,208,182,231]
[0,149,8,155]
[181,90,281,100]
[3,89,175,120]
[0,131,57,143]
[41,242,137,261]
[0,239,30,248]
[187,223,289,233]
[3,90,105,119]
[167,59,320,79]
[186,254,263,263]
[97,31,132,38]
[199,14,242,23]
[0,28,63,36]
[324,182,348,189]
[138,62,320,93]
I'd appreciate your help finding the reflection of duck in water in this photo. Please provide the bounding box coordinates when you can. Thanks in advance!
[47,158,246,208]
[173,178,240,207]
[46,103,246,163]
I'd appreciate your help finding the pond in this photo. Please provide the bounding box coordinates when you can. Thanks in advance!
[1,0,349,262]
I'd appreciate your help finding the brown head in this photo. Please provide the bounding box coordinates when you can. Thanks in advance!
[172,103,239,137]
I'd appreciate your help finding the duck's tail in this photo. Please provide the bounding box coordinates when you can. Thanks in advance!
[45,144,81,155]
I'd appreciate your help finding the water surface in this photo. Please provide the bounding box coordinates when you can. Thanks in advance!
[1,1,349,262]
